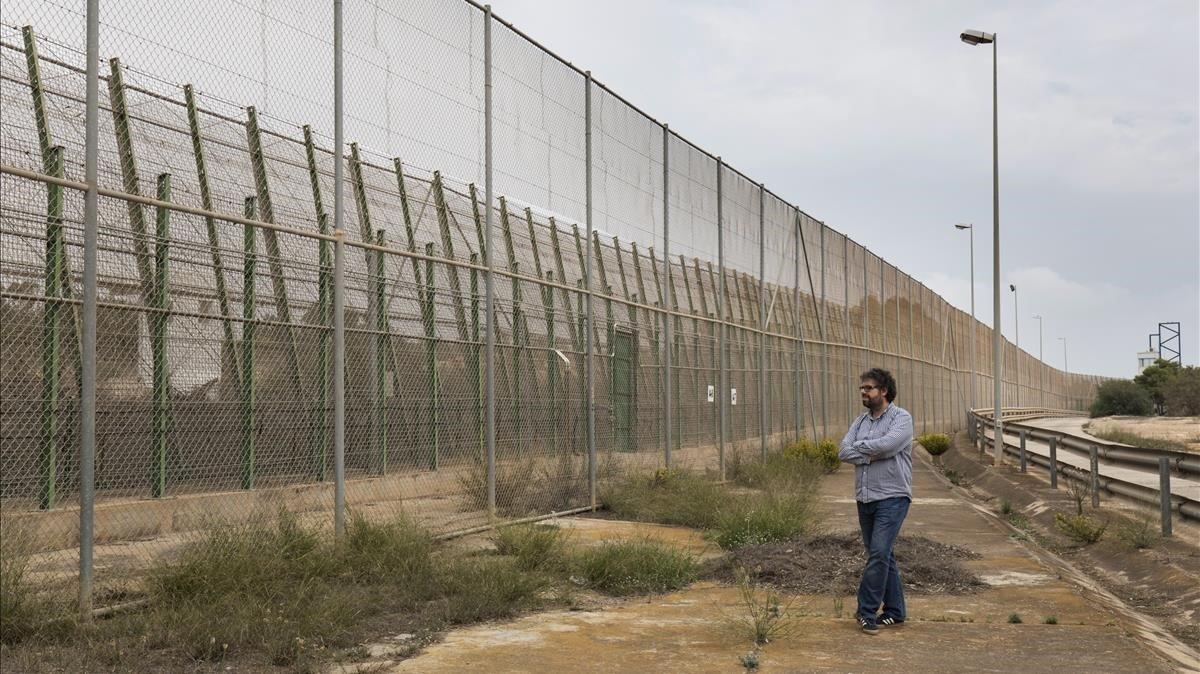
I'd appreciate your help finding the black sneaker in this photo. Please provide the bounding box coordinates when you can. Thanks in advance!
[857,616,879,635]
[879,616,905,627]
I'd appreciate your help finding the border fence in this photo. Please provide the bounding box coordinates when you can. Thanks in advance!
[0,0,1103,615]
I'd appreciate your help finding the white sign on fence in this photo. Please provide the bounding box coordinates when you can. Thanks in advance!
[731,388,737,406]
[707,385,715,403]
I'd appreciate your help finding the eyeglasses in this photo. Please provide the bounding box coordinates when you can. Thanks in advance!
[859,385,879,392]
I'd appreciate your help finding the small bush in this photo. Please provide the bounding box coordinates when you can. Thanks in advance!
[1055,513,1107,544]
[492,524,570,571]
[1000,500,1013,516]
[729,568,792,645]
[1043,616,1058,625]
[918,433,952,458]
[942,468,963,486]
[1114,516,1158,550]
[1089,380,1153,417]
[781,438,840,474]
[436,555,549,624]
[1,522,68,644]
[1008,613,1022,624]
[712,493,814,550]
[739,650,761,670]
[458,453,588,517]
[574,539,698,595]
[340,512,434,583]
[601,470,732,529]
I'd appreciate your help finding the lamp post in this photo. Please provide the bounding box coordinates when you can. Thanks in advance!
[1010,284,1018,407]
[955,223,976,412]
[1032,314,1043,408]
[960,28,1002,465]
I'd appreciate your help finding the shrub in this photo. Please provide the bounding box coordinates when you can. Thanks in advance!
[574,539,698,595]
[1133,358,1182,414]
[729,568,792,645]
[601,470,732,529]
[1055,513,1107,544]
[781,438,840,473]
[1089,380,1153,417]
[712,492,815,550]
[1008,613,1022,624]
[458,453,588,517]
[1162,366,1200,416]
[1114,516,1158,550]
[492,523,570,571]
[1043,616,1058,625]
[1,522,68,644]
[435,555,549,624]
[918,433,951,458]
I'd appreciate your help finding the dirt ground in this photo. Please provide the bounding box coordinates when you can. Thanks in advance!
[715,534,986,596]
[1086,416,1200,452]
[340,445,1200,673]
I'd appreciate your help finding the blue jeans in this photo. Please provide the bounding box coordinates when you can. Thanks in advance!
[856,496,910,623]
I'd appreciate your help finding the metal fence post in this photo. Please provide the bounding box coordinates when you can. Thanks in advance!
[1019,430,1026,473]
[241,199,257,490]
[1089,444,1100,508]
[819,225,828,438]
[584,70,596,507]
[484,4,497,517]
[1048,436,1058,489]
[716,158,727,479]
[1159,457,1172,537]
[793,209,801,438]
[79,0,99,617]
[759,183,767,460]
[332,0,346,538]
[662,124,672,467]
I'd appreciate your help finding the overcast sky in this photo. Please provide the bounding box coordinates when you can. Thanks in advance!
[490,0,1199,378]
[5,0,1195,379]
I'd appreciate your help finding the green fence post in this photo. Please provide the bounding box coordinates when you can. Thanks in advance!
[151,174,172,498]
[375,231,389,474]
[38,145,65,509]
[241,197,257,490]
[424,243,440,471]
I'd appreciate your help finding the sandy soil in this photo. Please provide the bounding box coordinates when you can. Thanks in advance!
[1086,416,1200,453]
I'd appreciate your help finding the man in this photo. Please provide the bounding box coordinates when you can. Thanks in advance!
[838,368,913,635]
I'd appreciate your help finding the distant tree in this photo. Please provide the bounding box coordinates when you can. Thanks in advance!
[1089,379,1153,418]
[1162,367,1200,417]
[1134,358,1182,415]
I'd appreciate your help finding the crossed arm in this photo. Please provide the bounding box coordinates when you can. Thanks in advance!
[838,410,913,465]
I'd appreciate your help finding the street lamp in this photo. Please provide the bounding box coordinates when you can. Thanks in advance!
[956,223,976,412]
[960,27,1002,465]
[1032,314,1044,408]
[1058,336,1068,409]
[1010,284,1018,408]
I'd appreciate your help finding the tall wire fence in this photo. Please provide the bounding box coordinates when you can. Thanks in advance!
[0,0,1104,615]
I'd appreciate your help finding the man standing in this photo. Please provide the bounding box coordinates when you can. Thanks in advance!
[838,368,913,635]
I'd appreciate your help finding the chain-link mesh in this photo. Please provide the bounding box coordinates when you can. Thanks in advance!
[1,0,1107,618]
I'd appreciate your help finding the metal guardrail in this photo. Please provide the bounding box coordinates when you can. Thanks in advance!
[968,408,1199,527]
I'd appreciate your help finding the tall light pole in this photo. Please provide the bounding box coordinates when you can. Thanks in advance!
[1058,336,1068,409]
[1032,314,1043,408]
[960,28,1002,465]
[955,223,976,411]
[1010,284,1018,407]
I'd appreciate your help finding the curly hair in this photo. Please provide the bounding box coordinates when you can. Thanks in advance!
[861,368,897,403]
